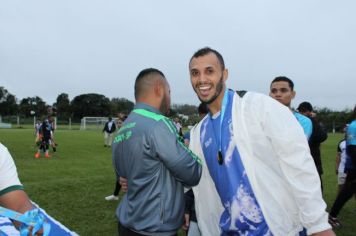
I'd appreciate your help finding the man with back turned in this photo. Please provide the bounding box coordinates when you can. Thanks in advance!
[112,68,202,236]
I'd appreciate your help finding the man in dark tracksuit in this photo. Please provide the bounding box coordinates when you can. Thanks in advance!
[298,102,328,191]
[112,68,202,236]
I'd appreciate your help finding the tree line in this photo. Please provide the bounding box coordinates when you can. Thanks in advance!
[0,86,134,121]
[0,86,354,130]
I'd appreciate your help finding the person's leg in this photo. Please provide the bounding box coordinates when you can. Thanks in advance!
[51,136,57,152]
[107,133,111,147]
[330,171,356,218]
[105,181,120,200]
[104,132,109,147]
[41,138,46,152]
[113,181,121,196]
[44,137,50,157]
[337,172,346,194]
[35,138,42,158]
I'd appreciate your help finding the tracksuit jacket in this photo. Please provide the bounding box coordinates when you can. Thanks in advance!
[112,103,202,236]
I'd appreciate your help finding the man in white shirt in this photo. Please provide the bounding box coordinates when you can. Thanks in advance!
[188,47,334,236]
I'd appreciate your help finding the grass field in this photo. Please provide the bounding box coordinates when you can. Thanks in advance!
[0,129,355,235]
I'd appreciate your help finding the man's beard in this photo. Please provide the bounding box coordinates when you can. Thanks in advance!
[197,75,224,105]
[159,94,170,115]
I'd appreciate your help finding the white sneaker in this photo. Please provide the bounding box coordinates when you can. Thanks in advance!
[105,195,119,201]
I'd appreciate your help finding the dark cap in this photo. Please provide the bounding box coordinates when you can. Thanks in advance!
[297,102,313,112]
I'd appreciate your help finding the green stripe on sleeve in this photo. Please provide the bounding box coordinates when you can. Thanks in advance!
[0,185,24,196]
[133,109,164,121]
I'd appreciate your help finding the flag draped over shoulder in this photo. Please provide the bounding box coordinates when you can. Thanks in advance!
[0,202,78,236]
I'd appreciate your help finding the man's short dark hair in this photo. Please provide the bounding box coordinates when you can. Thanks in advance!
[298,101,313,112]
[271,76,294,90]
[134,68,165,99]
[198,102,209,115]
[190,47,225,70]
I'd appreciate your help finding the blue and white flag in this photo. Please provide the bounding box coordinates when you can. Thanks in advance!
[0,202,78,236]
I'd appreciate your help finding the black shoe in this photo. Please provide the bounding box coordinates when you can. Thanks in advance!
[328,215,341,228]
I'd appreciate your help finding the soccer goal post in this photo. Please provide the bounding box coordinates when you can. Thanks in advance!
[80,117,118,130]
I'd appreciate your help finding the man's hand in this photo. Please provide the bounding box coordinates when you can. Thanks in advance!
[311,229,336,236]
[181,214,190,231]
[119,177,128,192]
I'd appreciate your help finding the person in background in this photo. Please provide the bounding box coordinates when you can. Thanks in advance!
[34,119,42,144]
[297,101,328,191]
[48,116,57,152]
[183,103,208,147]
[105,114,127,201]
[182,102,208,236]
[116,113,127,131]
[103,117,116,147]
[270,76,313,140]
[173,117,183,137]
[34,118,52,158]
[329,106,356,227]
[336,125,348,193]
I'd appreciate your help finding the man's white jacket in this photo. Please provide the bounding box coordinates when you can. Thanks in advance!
[190,91,331,236]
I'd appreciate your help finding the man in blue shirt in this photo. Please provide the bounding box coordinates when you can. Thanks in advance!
[188,47,334,236]
[269,76,313,140]
[329,106,356,227]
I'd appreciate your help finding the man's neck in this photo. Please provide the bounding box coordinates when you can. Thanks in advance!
[208,89,226,115]
[136,98,159,111]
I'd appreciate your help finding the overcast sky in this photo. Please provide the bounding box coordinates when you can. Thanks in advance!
[1,0,355,111]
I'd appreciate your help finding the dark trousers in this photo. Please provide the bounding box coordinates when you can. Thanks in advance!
[118,223,146,236]
[118,222,177,236]
[330,170,356,217]
[113,181,121,196]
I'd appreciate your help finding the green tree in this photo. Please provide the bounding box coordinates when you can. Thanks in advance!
[110,98,134,115]
[71,93,111,119]
[18,96,47,117]
[172,104,198,116]
[315,107,353,132]
[54,93,71,120]
[0,87,18,116]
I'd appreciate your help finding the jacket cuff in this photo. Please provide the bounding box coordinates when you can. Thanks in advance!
[306,215,331,235]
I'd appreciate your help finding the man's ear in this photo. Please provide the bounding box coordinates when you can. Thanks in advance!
[291,90,296,99]
[153,80,163,97]
[223,69,228,82]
